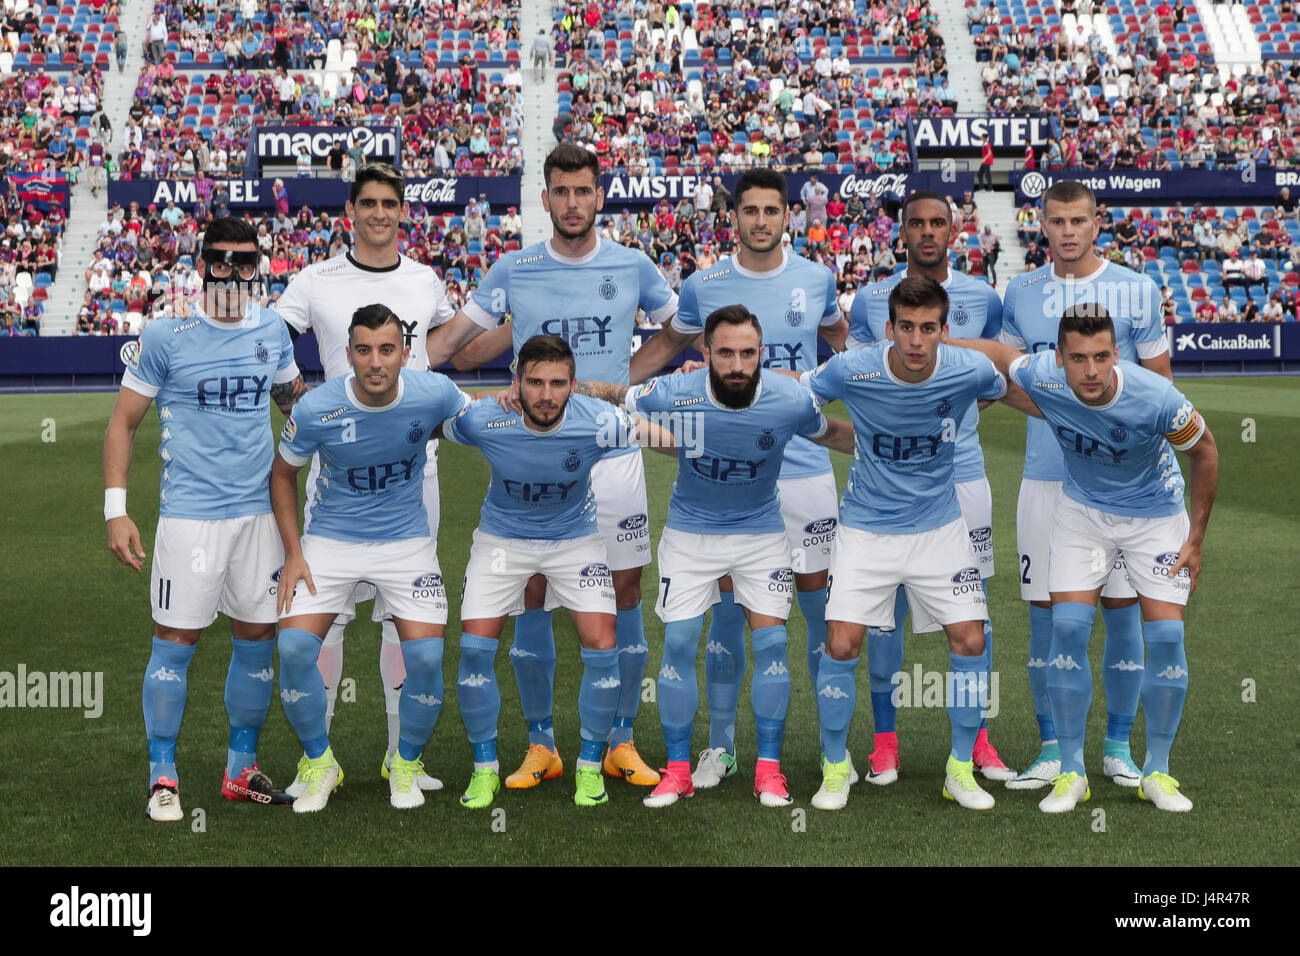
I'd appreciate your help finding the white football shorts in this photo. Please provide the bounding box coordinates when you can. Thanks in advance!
[1048,495,1192,606]
[591,449,651,571]
[910,479,995,635]
[150,513,283,629]
[655,527,794,623]
[460,530,617,621]
[303,444,442,624]
[280,534,448,625]
[1017,478,1136,602]
[780,472,840,575]
[825,520,989,630]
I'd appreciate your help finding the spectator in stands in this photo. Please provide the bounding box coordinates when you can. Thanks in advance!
[1243,252,1269,293]
[1194,297,1218,322]
[979,224,1000,284]
[1024,240,1047,270]
[148,13,168,65]
[1017,204,1040,246]
[975,134,994,190]
[1276,187,1299,221]
[1218,294,1240,322]
[1262,293,1285,322]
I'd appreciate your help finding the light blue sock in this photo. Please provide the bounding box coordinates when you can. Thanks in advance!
[1028,604,1056,742]
[868,588,908,734]
[224,636,275,779]
[1048,602,1096,776]
[510,608,556,749]
[659,615,704,762]
[816,654,859,764]
[397,637,445,763]
[1101,603,1143,743]
[948,646,990,762]
[143,636,197,787]
[704,591,745,753]
[579,647,620,763]
[796,587,828,688]
[610,603,649,746]
[1141,620,1188,775]
[458,633,500,765]
[750,625,791,762]
[277,627,329,759]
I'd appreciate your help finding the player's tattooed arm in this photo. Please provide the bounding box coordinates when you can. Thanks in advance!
[1171,422,1219,595]
[811,416,855,453]
[574,380,630,405]
[270,374,309,415]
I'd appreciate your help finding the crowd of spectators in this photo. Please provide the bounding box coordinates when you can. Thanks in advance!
[71,194,526,334]
[551,0,948,174]
[971,2,1300,171]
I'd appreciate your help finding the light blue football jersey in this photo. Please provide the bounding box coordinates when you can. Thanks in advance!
[122,303,299,520]
[1001,261,1168,481]
[1011,352,1204,518]
[623,369,829,534]
[674,249,840,480]
[847,268,1003,483]
[806,343,1006,534]
[277,370,472,542]
[443,393,639,540]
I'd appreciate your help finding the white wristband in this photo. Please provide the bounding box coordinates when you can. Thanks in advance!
[105,487,127,521]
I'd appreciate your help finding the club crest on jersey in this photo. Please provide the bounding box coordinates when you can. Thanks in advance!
[1108,424,1129,443]
[935,398,953,417]
[949,307,969,327]
[756,430,776,450]
[563,449,583,472]
[120,339,141,370]
[785,307,805,327]
[598,275,618,300]
[407,419,426,444]
[255,339,269,363]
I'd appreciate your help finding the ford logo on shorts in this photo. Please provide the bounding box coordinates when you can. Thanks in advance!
[952,567,981,584]
[769,568,793,583]
[970,526,992,543]
[580,563,612,577]
[804,518,838,535]
[618,513,648,531]
[412,573,443,588]
[1154,552,1180,567]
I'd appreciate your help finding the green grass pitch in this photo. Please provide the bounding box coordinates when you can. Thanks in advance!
[0,378,1296,866]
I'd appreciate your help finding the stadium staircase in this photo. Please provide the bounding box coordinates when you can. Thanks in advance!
[972,189,1023,293]
[1196,1,1261,72]
[45,0,154,334]
[930,0,989,114]
[519,1,558,246]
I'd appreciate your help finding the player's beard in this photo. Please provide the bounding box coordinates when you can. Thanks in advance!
[709,364,760,409]
[739,222,782,255]
[202,278,255,321]
[550,203,596,242]
[521,392,567,429]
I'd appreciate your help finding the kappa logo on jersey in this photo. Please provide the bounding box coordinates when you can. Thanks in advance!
[486,417,517,429]
[851,371,881,381]
[254,339,269,363]
[1035,380,1065,389]
[197,375,268,411]
[762,342,804,370]
[689,454,766,481]
[120,339,141,370]
[950,307,969,327]
[540,315,613,349]
[321,405,351,423]
[407,419,426,444]
[871,433,944,462]
[347,454,420,491]
[1108,424,1129,443]
[756,430,776,451]
[172,319,201,333]
[562,449,583,472]
[1057,426,1129,464]
[502,479,579,502]
[598,275,618,300]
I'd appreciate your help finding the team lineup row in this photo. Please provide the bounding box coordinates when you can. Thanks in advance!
[103,149,1217,822]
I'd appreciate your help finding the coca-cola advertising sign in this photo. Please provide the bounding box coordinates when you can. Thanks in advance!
[108,176,521,210]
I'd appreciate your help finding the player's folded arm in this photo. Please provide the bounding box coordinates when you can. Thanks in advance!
[629,321,696,384]
[449,322,512,371]
[426,309,490,368]
[811,415,855,454]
